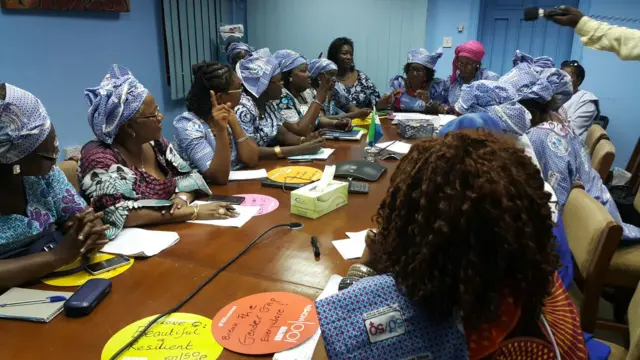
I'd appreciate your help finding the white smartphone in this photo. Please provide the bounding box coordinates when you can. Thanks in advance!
[85,255,131,276]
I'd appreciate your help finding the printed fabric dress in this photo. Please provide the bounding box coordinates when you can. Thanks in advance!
[277,88,321,128]
[448,68,500,106]
[525,121,640,241]
[389,76,449,111]
[173,111,242,172]
[333,70,381,110]
[0,167,86,255]
[235,92,283,147]
[79,138,212,239]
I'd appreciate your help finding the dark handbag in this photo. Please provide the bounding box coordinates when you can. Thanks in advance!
[609,185,640,227]
[0,226,88,278]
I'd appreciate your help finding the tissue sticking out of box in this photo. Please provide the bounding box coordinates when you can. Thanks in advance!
[315,165,336,192]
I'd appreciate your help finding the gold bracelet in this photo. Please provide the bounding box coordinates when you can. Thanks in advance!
[190,204,200,221]
[274,146,284,158]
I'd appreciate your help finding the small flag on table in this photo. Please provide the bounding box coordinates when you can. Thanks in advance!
[367,106,383,147]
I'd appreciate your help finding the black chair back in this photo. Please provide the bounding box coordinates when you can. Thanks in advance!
[595,115,609,130]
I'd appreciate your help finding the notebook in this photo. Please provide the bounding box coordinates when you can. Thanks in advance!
[0,288,73,323]
[323,130,363,141]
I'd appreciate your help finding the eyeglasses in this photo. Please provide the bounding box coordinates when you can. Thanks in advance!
[561,60,580,68]
[137,105,161,120]
[407,65,426,74]
[456,59,478,68]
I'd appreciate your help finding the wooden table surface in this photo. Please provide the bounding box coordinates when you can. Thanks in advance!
[1,120,404,359]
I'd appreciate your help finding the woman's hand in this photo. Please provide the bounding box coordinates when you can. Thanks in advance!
[316,76,336,104]
[302,130,326,143]
[297,137,325,155]
[378,89,402,109]
[415,90,430,104]
[56,209,110,264]
[334,118,353,131]
[209,90,231,132]
[551,6,584,28]
[196,202,240,220]
[354,108,372,119]
[164,194,190,215]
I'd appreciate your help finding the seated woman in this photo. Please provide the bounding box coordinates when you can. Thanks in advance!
[0,83,108,289]
[173,61,259,184]
[560,60,600,140]
[308,58,371,120]
[316,131,588,359]
[327,37,394,111]
[234,50,324,159]
[455,51,640,241]
[274,50,351,136]
[448,40,499,106]
[384,48,448,114]
[226,41,254,69]
[80,65,238,239]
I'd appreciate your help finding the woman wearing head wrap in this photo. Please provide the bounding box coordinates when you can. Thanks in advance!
[448,40,500,105]
[235,50,324,159]
[0,83,109,288]
[173,61,259,184]
[309,58,372,120]
[456,51,640,242]
[384,48,449,114]
[327,37,395,112]
[559,60,600,140]
[316,132,588,359]
[80,65,238,239]
[226,42,254,69]
[274,50,352,136]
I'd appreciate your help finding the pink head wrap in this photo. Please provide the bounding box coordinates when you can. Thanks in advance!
[450,40,486,84]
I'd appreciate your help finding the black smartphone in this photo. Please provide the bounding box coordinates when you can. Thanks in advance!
[208,195,245,205]
[85,255,131,276]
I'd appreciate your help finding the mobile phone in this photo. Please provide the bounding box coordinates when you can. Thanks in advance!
[208,195,245,205]
[85,255,131,276]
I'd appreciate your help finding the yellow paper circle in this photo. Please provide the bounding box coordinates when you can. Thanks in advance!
[267,166,323,184]
[101,313,223,360]
[42,253,134,286]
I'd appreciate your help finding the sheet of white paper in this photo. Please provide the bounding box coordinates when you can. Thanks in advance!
[393,112,437,121]
[101,228,179,257]
[376,141,412,154]
[287,148,335,161]
[188,203,260,228]
[228,169,268,181]
[332,238,366,260]
[273,275,343,360]
[346,229,370,241]
[438,114,458,127]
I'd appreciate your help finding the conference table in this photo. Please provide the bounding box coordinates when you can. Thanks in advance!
[2,120,406,359]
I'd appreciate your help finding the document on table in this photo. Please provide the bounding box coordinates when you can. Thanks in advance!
[273,274,342,360]
[393,112,437,121]
[228,169,268,181]
[188,202,260,228]
[376,141,412,154]
[438,114,458,127]
[287,148,335,161]
[101,228,180,257]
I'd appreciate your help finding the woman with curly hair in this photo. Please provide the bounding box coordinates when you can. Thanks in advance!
[316,131,588,359]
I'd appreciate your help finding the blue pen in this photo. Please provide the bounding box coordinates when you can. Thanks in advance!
[0,296,67,307]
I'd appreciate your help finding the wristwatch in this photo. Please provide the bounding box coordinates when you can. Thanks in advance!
[176,193,190,205]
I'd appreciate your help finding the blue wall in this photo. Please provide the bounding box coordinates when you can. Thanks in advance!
[0,2,186,154]
[572,0,640,168]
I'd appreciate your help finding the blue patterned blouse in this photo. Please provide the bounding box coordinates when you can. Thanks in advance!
[389,76,449,111]
[448,68,500,106]
[0,166,87,254]
[173,112,242,172]
[235,92,283,147]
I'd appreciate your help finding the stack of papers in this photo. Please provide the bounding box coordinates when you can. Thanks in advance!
[332,229,370,260]
[287,148,335,161]
[101,228,179,257]
[188,201,260,228]
[376,141,412,154]
[229,169,268,181]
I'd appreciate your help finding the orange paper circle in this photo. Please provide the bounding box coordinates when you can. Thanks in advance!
[211,292,319,355]
[267,166,322,184]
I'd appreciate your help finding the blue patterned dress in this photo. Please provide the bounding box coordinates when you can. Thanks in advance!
[333,70,381,110]
[0,167,87,254]
[448,68,500,106]
[173,112,242,172]
[235,93,283,147]
[388,76,449,111]
[525,121,640,241]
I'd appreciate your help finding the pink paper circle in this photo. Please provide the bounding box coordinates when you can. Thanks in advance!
[235,194,280,216]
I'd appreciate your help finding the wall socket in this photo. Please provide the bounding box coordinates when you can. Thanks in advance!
[64,146,81,160]
[443,37,453,48]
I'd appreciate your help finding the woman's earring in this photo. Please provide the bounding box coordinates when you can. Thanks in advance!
[12,164,20,175]
[131,132,136,138]
[289,77,293,82]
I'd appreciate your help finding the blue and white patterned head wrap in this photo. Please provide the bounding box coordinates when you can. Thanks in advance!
[0,84,52,164]
[273,50,308,73]
[85,64,149,144]
[236,48,281,98]
[407,48,443,69]
[454,51,573,135]
[226,42,255,64]
[438,113,504,137]
[308,59,338,79]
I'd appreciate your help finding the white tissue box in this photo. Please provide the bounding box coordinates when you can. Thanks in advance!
[291,181,348,219]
